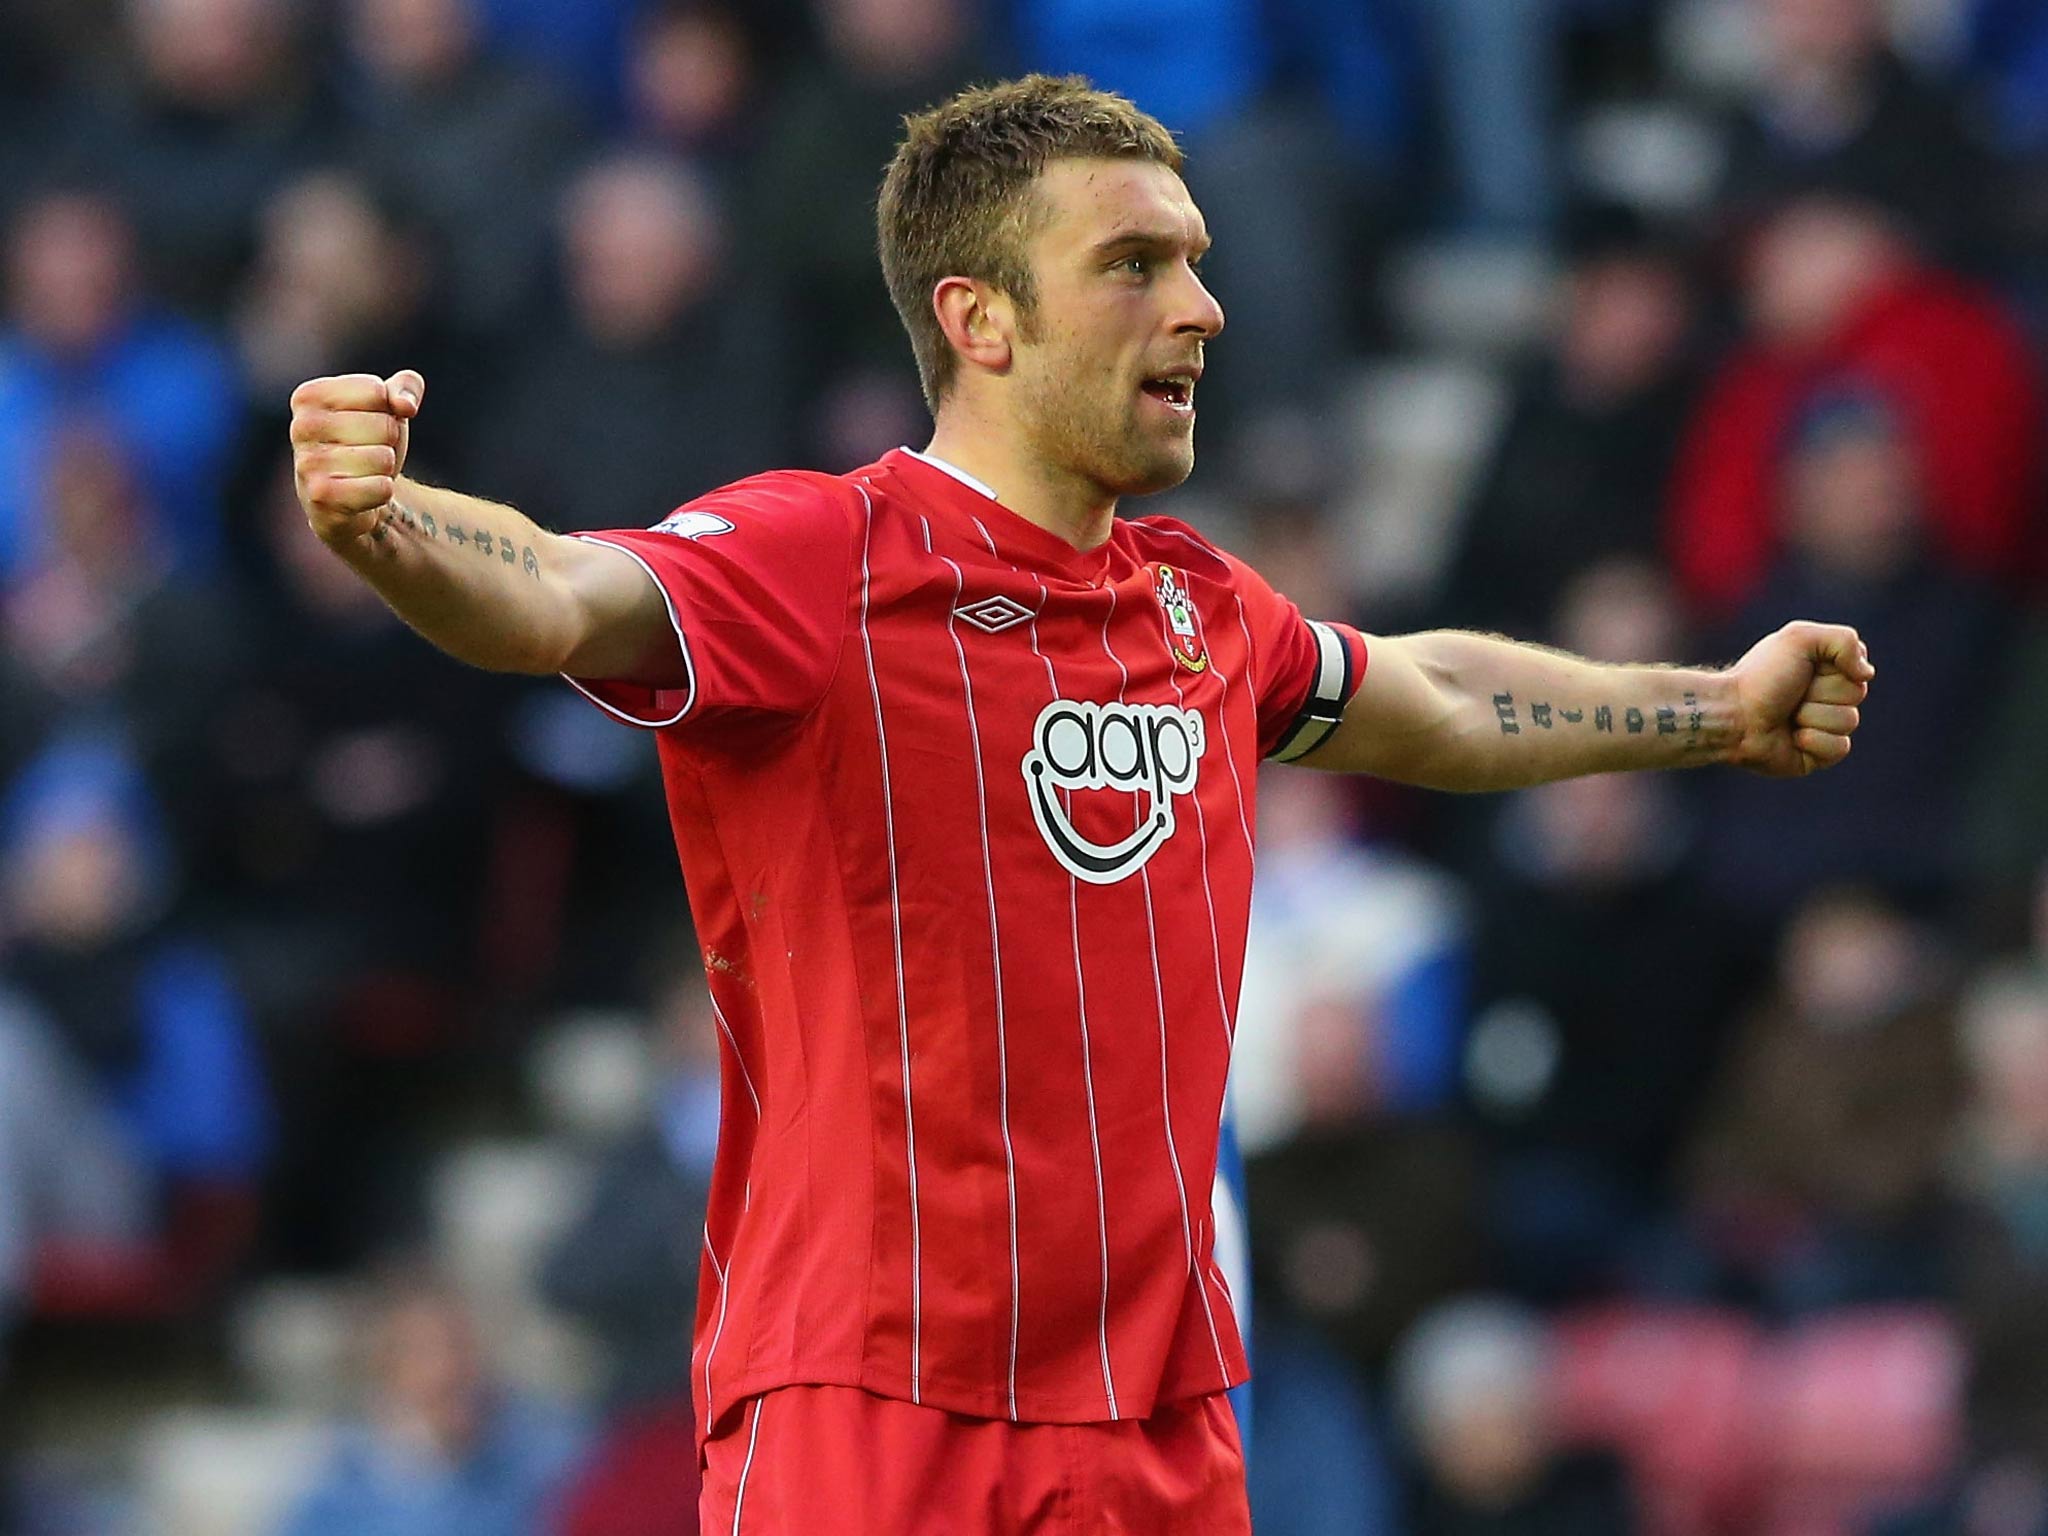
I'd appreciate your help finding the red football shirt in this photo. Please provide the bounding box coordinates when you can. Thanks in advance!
[565,447,1367,1439]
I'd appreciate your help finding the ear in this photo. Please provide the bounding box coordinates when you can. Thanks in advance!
[932,276,1015,378]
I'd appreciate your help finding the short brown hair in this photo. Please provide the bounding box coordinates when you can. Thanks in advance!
[877,75,1183,411]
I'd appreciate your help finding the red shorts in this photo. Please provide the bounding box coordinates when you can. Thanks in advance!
[699,1384,1251,1535]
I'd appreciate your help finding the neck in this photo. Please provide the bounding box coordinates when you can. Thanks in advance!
[924,405,1117,552]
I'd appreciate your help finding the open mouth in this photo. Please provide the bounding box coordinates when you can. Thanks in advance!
[1140,375,1196,411]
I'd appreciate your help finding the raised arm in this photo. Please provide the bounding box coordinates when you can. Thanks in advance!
[290,370,679,683]
[1297,623,1873,790]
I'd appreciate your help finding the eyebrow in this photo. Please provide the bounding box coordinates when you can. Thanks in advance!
[1091,230,1212,261]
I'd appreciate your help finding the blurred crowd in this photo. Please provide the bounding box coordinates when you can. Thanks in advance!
[3,0,2048,1533]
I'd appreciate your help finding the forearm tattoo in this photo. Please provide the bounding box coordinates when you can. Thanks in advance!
[388,502,540,579]
[1493,689,1705,748]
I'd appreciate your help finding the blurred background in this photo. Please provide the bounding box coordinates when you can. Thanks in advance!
[2,0,2047,1531]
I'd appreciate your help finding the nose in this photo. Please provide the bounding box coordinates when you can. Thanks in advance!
[1176,265,1225,340]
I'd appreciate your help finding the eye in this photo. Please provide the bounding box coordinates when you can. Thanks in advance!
[1117,254,1152,278]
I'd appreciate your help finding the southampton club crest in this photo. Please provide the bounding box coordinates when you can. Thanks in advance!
[1154,563,1208,673]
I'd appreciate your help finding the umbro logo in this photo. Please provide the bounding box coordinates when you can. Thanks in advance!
[954,595,1036,634]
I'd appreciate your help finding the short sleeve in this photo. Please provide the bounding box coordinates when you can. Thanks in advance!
[1228,556,1370,762]
[563,472,855,731]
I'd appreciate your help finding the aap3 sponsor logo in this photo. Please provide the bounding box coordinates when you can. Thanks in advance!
[1022,699,1204,885]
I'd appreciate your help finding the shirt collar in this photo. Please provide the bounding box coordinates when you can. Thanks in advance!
[882,448,1115,582]
[900,446,999,502]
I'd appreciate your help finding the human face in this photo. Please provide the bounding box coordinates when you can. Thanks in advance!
[1759,0,1882,79]
[10,194,132,356]
[1007,158,1224,500]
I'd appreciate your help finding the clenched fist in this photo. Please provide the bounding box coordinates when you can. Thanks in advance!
[289,370,425,547]
[1727,620,1876,777]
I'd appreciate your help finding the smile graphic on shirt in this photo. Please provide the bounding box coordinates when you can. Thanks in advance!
[1021,698,1205,884]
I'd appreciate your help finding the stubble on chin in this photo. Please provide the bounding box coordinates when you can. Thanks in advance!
[1025,384,1195,500]
[1107,413,1197,499]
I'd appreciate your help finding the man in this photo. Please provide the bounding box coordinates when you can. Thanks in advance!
[277,1271,587,1536]
[288,75,1871,1535]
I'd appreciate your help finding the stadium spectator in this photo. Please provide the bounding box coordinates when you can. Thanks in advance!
[622,1,763,196]
[229,170,472,567]
[0,188,240,583]
[1663,889,1962,1314]
[1233,768,1469,1153]
[344,0,588,342]
[1937,952,2048,1517]
[1714,0,1994,264]
[199,463,509,983]
[1667,191,2042,617]
[0,982,151,1346]
[1880,943,2048,1536]
[1391,1297,1637,1536]
[1449,548,1736,1302]
[1245,1102,1483,1382]
[1,420,244,822]
[1239,769,1481,1375]
[1438,207,1700,640]
[1459,693,1746,1297]
[276,1271,587,1536]
[194,451,517,1043]
[541,954,733,1536]
[233,174,441,422]
[540,959,719,1410]
[1547,553,1687,672]
[70,0,319,315]
[745,0,981,466]
[1696,387,2007,915]
[465,154,783,530]
[0,732,271,1317]
[170,461,522,1277]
